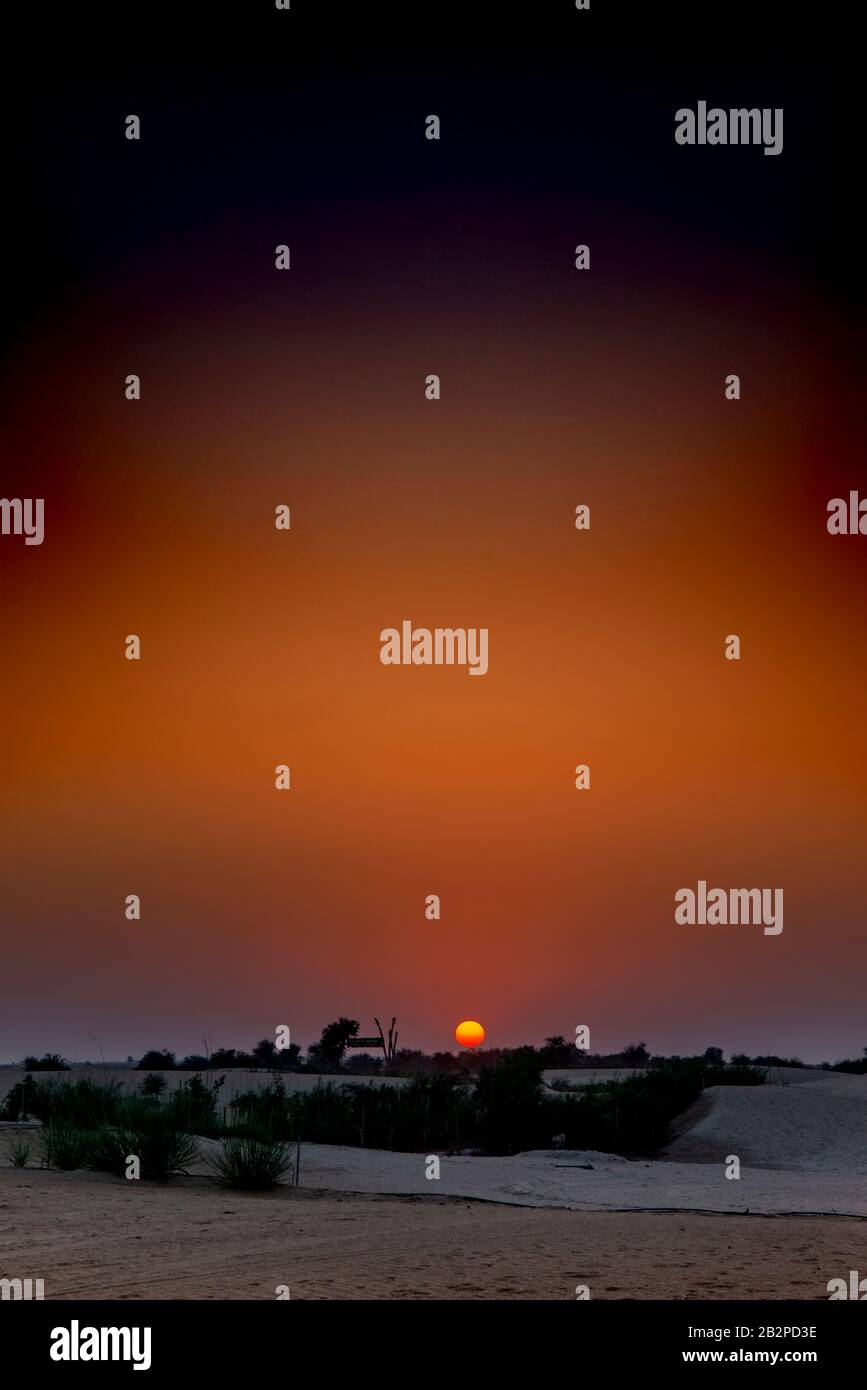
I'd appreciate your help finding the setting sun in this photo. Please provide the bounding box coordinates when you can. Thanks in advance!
[455,1020,486,1048]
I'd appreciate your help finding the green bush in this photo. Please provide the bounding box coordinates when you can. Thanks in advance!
[22,1053,69,1071]
[43,1124,91,1171]
[25,1078,124,1129]
[163,1075,222,1136]
[228,1073,477,1152]
[87,1109,199,1180]
[6,1137,31,1168]
[85,1127,132,1176]
[0,1079,32,1121]
[139,1073,168,1099]
[212,1136,294,1190]
[473,1049,548,1154]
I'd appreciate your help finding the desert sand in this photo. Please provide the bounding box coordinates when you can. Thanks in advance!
[0,1168,861,1300]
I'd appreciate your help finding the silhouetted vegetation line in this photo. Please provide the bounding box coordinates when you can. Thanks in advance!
[226,1054,765,1157]
[4,1075,208,1179]
[0,1051,830,1166]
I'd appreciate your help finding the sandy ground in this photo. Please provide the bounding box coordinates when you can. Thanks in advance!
[0,1167,861,1300]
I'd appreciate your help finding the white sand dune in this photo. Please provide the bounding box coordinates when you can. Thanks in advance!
[229,1141,865,1217]
[666,1072,867,1175]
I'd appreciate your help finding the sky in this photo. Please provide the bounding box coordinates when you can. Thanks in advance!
[1,7,862,1063]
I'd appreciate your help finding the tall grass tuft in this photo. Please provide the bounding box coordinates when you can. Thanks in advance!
[26,1078,124,1129]
[6,1137,31,1168]
[87,1109,200,1180]
[163,1074,222,1136]
[43,1124,91,1171]
[211,1136,294,1190]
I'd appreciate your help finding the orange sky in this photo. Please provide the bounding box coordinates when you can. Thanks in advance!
[1,136,864,1063]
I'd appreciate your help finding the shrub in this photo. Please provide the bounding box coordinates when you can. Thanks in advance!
[164,1075,222,1136]
[22,1053,69,1071]
[43,1124,90,1171]
[6,1137,31,1168]
[473,1049,547,1154]
[85,1127,132,1176]
[136,1050,177,1070]
[25,1078,124,1129]
[831,1057,867,1075]
[0,1079,33,1121]
[229,1079,292,1139]
[212,1136,294,1190]
[228,1073,478,1152]
[87,1109,199,1180]
[139,1073,168,1099]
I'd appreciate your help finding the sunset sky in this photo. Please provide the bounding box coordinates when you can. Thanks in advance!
[1,11,862,1062]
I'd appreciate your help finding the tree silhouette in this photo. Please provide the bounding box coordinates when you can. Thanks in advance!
[314,1018,359,1068]
[22,1053,69,1071]
[136,1049,176,1070]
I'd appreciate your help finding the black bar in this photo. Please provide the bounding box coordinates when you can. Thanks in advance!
[3,1301,863,1375]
